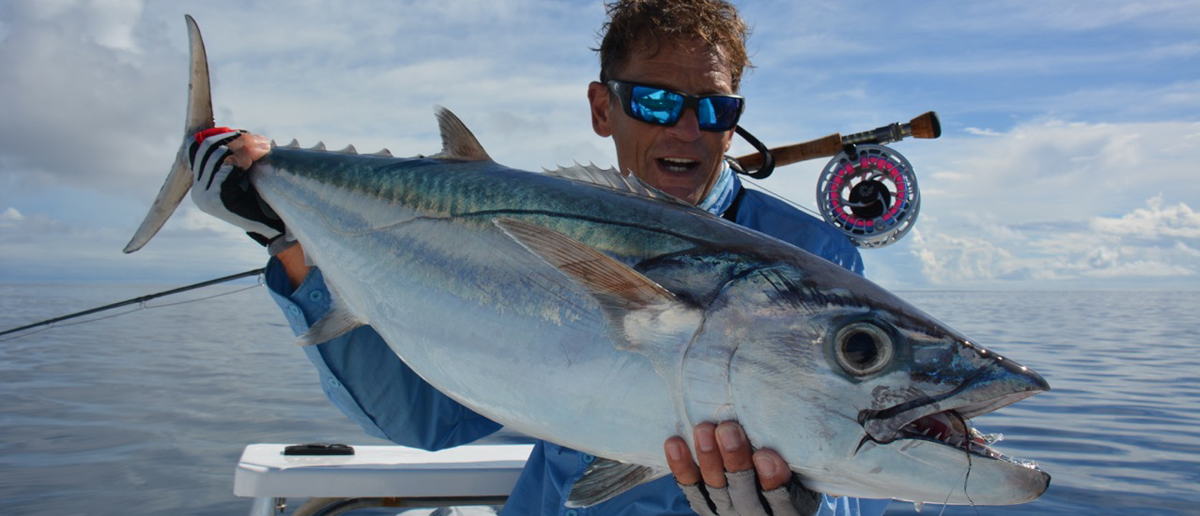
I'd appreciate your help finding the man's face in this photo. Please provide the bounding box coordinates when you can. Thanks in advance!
[589,38,737,205]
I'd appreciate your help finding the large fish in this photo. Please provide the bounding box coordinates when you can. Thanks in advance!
[126,16,1051,507]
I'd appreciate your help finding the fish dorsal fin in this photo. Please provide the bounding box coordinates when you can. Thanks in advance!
[430,107,491,162]
[566,458,668,507]
[492,217,701,358]
[544,163,691,206]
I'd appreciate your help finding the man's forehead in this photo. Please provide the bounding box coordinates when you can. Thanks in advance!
[617,36,736,92]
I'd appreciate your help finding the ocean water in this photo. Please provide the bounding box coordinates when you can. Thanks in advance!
[0,284,1197,515]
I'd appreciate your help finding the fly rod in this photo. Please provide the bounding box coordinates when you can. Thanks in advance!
[735,111,941,178]
[0,268,265,338]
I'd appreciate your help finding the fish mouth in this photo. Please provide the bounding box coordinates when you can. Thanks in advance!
[889,408,1018,464]
[858,363,1049,469]
[848,399,1051,505]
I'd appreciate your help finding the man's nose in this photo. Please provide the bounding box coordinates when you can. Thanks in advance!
[665,106,702,141]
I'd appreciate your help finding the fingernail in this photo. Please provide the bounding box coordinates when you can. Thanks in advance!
[666,441,684,461]
[753,453,778,477]
[717,424,743,452]
[697,426,716,453]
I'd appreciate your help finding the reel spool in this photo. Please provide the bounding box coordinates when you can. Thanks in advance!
[816,144,920,248]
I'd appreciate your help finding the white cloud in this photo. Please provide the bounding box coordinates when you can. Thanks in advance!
[1090,195,1200,239]
[1,0,1198,289]
[0,0,181,197]
[897,196,1200,287]
[911,120,1200,223]
[0,207,23,226]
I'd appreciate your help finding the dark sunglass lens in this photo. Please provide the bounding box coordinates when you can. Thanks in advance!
[630,86,684,125]
[698,96,743,131]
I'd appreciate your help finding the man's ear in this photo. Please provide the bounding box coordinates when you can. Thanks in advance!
[588,81,612,137]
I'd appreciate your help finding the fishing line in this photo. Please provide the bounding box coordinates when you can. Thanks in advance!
[0,268,265,341]
[0,306,145,342]
[738,175,824,220]
[951,410,981,516]
[148,282,262,309]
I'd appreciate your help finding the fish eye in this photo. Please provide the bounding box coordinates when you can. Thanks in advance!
[835,322,893,376]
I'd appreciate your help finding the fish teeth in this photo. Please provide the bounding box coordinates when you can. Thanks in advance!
[309,141,326,151]
[283,139,301,149]
[337,144,358,154]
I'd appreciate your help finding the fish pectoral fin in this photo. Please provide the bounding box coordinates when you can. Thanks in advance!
[428,107,492,162]
[566,458,669,508]
[295,303,366,347]
[492,217,673,309]
[492,217,702,355]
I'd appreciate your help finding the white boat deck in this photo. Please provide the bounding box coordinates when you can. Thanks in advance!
[234,443,533,515]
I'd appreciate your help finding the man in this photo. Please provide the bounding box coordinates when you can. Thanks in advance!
[189,1,888,514]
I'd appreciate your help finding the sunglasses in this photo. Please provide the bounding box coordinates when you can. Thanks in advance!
[606,79,745,132]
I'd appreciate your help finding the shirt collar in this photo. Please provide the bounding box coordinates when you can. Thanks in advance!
[696,161,742,217]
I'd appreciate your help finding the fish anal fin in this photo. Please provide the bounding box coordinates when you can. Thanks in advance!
[566,458,668,508]
[296,303,366,347]
[430,107,491,162]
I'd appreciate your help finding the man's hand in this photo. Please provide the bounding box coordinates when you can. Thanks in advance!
[665,421,821,516]
[187,128,288,250]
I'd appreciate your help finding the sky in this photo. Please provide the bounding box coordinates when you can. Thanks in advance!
[1,0,1198,290]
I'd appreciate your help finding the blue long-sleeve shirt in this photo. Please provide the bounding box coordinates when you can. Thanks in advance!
[266,168,888,516]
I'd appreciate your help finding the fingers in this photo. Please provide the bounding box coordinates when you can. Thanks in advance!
[714,421,754,473]
[668,421,806,516]
[226,133,272,169]
[751,448,792,491]
[695,421,729,488]
[189,129,270,176]
[191,130,240,187]
[664,436,700,486]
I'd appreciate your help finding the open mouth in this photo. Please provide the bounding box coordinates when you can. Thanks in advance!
[657,157,699,174]
[896,410,1007,460]
[868,407,1044,473]
[859,386,1046,471]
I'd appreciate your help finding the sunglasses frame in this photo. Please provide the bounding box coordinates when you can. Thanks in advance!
[606,79,745,132]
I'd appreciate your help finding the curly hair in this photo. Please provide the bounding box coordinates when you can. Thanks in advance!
[596,0,752,91]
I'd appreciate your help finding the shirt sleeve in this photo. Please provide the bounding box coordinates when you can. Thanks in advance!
[264,257,502,450]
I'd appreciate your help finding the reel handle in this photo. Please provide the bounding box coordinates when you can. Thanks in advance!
[734,111,940,175]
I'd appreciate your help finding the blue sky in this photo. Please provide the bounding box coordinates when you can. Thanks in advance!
[1,0,1197,289]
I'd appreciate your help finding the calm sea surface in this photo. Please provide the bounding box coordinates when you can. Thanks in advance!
[1,285,1197,515]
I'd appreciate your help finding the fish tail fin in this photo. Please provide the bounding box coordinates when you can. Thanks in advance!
[123,14,215,253]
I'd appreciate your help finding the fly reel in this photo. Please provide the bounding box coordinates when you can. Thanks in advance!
[816,144,919,248]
